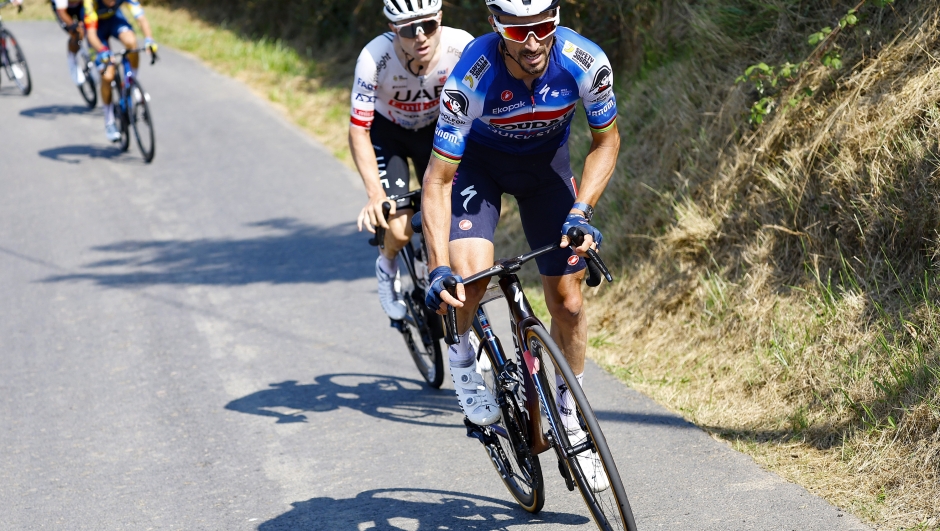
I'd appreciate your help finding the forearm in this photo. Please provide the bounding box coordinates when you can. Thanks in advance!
[348,125,385,199]
[574,127,620,210]
[137,16,153,40]
[88,31,106,51]
[56,9,73,25]
[422,157,458,270]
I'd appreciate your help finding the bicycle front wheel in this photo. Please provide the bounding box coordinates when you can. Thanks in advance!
[78,55,97,108]
[476,331,545,513]
[130,81,155,163]
[526,325,637,531]
[397,256,444,388]
[1,29,31,95]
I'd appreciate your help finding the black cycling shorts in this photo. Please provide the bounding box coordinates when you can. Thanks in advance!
[369,113,434,209]
[449,139,587,277]
[51,2,83,31]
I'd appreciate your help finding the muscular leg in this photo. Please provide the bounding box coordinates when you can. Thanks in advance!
[68,26,83,54]
[101,63,114,104]
[380,210,412,260]
[542,270,587,374]
[449,238,494,334]
[118,30,139,70]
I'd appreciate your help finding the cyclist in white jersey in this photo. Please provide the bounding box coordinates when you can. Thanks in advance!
[350,0,472,320]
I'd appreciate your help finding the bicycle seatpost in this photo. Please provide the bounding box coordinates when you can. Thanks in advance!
[566,227,613,287]
[442,276,460,345]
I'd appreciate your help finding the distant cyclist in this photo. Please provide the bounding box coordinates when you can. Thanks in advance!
[350,0,472,320]
[422,0,619,489]
[50,0,86,86]
[83,0,157,142]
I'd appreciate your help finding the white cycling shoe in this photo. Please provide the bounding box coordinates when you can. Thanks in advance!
[105,122,120,142]
[568,427,610,492]
[67,52,85,85]
[375,257,406,320]
[451,364,500,426]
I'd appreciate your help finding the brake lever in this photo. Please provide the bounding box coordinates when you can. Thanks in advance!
[566,227,613,286]
[367,201,392,248]
[443,276,459,345]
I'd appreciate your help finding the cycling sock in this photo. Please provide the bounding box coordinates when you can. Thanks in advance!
[557,372,584,433]
[104,104,114,125]
[448,330,474,368]
[378,253,398,276]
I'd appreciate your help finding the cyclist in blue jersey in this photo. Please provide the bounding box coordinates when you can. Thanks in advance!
[422,0,619,489]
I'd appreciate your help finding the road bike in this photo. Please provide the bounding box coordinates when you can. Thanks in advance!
[369,190,445,388]
[0,1,31,96]
[429,225,638,531]
[107,46,156,163]
[76,39,96,108]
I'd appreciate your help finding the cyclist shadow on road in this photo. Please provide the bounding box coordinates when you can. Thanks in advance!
[38,144,129,164]
[41,218,375,286]
[225,374,461,428]
[19,104,95,120]
[258,488,590,530]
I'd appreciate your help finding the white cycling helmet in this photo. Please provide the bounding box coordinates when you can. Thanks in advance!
[485,0,560,17]
[383,0,443,22]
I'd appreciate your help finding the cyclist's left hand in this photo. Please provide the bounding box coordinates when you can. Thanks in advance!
[560,212,602,255]
[144,38,158,54]
[94,48,112,69]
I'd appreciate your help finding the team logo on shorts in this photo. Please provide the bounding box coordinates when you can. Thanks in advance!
[443,89,469,116]
[459,220,473,231]
[567,255,580,266]
[501,90,513,101]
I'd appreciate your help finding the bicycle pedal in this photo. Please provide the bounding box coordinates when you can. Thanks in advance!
[389,319,404,332]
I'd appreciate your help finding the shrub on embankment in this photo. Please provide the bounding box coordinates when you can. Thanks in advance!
[140,0,940,526]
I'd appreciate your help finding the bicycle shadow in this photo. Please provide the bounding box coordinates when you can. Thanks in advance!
[20,104,94,120]
[41,218,375,286]
[225,374,461,428]
[258,488,590,530]
[38,144,127,164]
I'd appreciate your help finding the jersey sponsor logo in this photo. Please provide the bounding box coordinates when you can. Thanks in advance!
[375,52,392,75]
[439,113,468,126]
[501,90,513,101]
[439,75,448,83]
[393,74,409,82]
[591,65,612,95]
[462,55,491,90]
[587,98,616,118]
[562,40,594,72]
[443,89,469,116]
[447,46,463,57]
[353,108,374,117]
[459,219,473,231]
[393,86,444,102]
[567,255,580,266]
[356,77,375,91]
[434,125,461,144]
[491,101,526,114]
[389,99,440,112]
[355,93,376,103]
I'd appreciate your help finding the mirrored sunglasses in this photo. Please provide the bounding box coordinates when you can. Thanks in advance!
[394,16,440,39]
[494,11,559,43]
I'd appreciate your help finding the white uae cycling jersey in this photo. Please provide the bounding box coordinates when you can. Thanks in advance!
[350,26,473,131]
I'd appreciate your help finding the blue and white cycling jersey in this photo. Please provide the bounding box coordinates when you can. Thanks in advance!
[432,27,617,163]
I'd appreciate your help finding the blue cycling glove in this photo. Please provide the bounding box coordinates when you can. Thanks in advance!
[94,48,111,69]
[561,213,603,248]
[426,266,463,312]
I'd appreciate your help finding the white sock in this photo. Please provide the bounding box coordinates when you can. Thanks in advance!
[557,372,584,433]
[378,253,398,276]
[104,104,114,125]
[448,330,474,368]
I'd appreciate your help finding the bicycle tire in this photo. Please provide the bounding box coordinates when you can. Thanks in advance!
[397,250,444,388]
[525,325,637,531]
[1,29,31,95]
[476,331,545,513]
[130,81,155,163]
[78,54,96,108]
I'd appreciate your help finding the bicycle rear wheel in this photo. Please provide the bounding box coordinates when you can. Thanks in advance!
[1,29,31,95]
[130,81,155,163]
[476,329,545,513]
[77,53,96,108]
[526,325,637,531]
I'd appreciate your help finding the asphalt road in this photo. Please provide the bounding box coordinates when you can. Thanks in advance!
[0,22,875,531]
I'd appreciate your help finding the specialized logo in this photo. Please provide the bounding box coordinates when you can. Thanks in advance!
[567,255,580,266]
[501,90,513,101]
[562,40,594,72]
[460,185,477,212]
[539,85,550,102]
[459,219,473,231]
[591,65,612,95]
[443,89,469,116]
[461,55,491,90]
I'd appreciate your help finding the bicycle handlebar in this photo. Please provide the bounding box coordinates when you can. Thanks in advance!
[442,227,613,344]
[366,190,422,248]
[110,46,159,65]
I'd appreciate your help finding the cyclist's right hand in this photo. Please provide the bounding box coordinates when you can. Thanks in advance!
[357,195,395,233]
[95,48,111,69]
[426,266,464,314]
